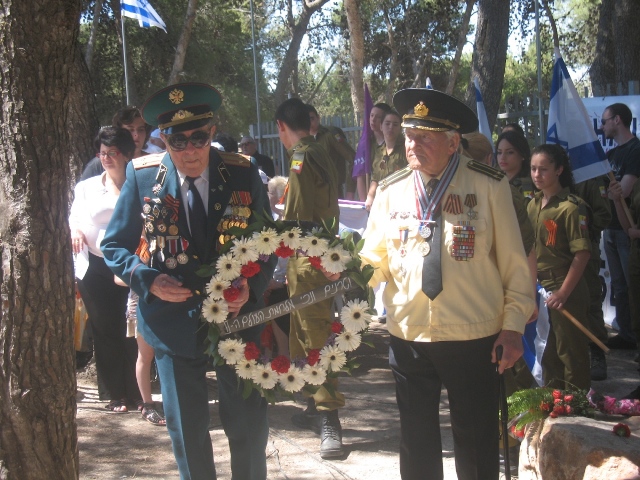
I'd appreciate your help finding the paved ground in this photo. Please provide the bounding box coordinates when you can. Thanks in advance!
[77,320,640,479]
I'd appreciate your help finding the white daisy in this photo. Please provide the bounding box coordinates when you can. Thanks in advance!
[335,330,362,352]
[253,228,280,255]
[280,227,303,250]
[230,237,259,264]
[278,366,306,392]
[215,253,242,281]
[301,234,329,257]
[252,363,279,389]
[217,338,245,365]
[205,276,230,300]
[319,344,347,372]
[320,245,351,274]
[302,364,327,385]
[235,359,257,380]
[340,299,371,332]
[201,297,229,324]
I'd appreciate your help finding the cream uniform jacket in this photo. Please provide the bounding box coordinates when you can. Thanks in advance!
[360,154,535,342]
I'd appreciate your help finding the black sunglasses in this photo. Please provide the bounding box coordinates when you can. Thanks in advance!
[600,115,616,126]
[166,130,211,151]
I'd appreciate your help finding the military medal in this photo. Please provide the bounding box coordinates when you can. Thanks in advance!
[443,193,463,215]
[465,194,478,220]
[398,227,408,257]
[168,224,179,235]
[145,222,154,233]
[152,205,160,217]
[214,203,222,211]
[452,221,475,261]
[157,222,167,233]
[177,253,188,264]
[419,241,431,256]
[418,223,432,239]
[165,236,180,268]
[152,183,162,195]
[165,257,178,269]
[143,203,152,214]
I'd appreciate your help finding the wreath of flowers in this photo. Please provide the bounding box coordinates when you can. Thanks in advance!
[197,213,376,403]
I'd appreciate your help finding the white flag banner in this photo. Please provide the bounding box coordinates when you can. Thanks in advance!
[546,48,610,183]
[121,0,167,32]
[473,77,494,148]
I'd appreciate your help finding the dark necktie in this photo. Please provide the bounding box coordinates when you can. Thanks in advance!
[422,178,443,300]
[185,176,208,256]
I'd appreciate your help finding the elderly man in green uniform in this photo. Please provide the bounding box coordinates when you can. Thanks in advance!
[360,88,535,480]
[307,103,356,199]
[102,83,275,479]
[276,98,345,458]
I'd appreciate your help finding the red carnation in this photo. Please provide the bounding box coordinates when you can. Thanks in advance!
[331,321,343,334]
[564,394,574,403]
[223,286,240,302]
[554,398,563,405]
[271,355,290,374]
[540,402,551,412]
[244,341,261,361]
[549,411,558,418]
[552,390,563,400]
[613,423,631,438]
[308,256,322,269]
[241,261,261,278]
[553,405,565,415]
[510,425,525,439]
[564,405,573,414]
[275,242,295,258]
[307,349,320,366]
[260,323,274,350]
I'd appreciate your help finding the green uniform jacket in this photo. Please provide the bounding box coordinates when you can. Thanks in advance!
[575,176,612,238]
[315,125,356,193]
[371,135,408,183]
[509,182,535,255]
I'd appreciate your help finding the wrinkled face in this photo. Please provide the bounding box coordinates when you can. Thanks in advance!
[382,114,402,143]
[404,127,458,175]
[122,116,148,154]
[98,144,129,173]
[161,125,216,178]
[308,111,320,134]
[369,107,386,134]
[530,152,562,191]
[496,139,523,179]
[239,137,257,156]
[600,108,618,140]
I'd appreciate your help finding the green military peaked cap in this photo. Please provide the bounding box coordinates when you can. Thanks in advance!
[393,88,478,134]
[142,82,223,134]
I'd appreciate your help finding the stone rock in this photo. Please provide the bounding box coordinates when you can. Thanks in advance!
[519,415,640,480]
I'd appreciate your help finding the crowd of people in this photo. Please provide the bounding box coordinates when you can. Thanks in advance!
[70,81,640,479]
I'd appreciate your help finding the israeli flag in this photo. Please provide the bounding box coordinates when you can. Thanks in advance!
[121,0,167,32]
[546,49,610,183]
[426,77,433,89]
[473,77,494,148]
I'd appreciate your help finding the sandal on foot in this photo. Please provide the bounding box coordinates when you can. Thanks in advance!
[141,403,166,426]
[105,400,128,413]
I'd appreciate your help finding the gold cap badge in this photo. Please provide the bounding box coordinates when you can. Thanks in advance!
[169,89,184,105]
[414,101,429,117]
[171,109,194,122]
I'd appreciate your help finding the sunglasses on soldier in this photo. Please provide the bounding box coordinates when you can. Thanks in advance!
[165,130,211,152]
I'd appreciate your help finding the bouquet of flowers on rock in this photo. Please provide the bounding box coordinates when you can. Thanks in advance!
[197,213,376,403]
[587,389,640,416]
[506,387,596,439]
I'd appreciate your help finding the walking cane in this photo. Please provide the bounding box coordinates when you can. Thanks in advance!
[496,345,511,480]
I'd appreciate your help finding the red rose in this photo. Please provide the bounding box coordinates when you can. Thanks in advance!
[241,261,261,278]
[554,398,563,405]
[565,405,573,414]
[549,411,558,418]
[331,321,343,334]
[307,349,320,366]
[540,402,551,412]
[552,390,563,399]
[553,405,565,415]
[223,286,240,302]
[271,355,290,374]
[275,242,295,258]
[308,256,322,269]
[244,341,261,361]
[613,423,631,438]
[564,394,574,403]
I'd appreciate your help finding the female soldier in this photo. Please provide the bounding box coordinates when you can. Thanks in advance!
[497,130,534,200]
[528,144,591,390]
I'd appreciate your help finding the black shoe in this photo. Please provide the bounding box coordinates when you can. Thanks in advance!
[622,386,640,400]
[606,335,637,350]
[590,348,607,381]
[320,410,344,458]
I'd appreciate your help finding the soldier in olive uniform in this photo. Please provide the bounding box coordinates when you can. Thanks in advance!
[275,98,345,458]
[575,176,612,380]
[528,144,591,390]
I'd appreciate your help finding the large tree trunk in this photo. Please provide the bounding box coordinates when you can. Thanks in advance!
[0,1,81,479]
[446,0,475,95]
[345,0,364,120]
[590,0,615,93]
[84,0,104,70]
[383,7,399,101]
[613,0,640,91]
[168,0,199,85]
[273,0,330,106]
[466,0,510,131]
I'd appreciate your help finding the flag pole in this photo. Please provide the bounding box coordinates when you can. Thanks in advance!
[249,0,262,149]
[121,13,131,105]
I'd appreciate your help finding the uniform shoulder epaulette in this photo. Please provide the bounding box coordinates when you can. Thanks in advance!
[567,193,584,206]
[219,151,251,168]
[292,150,306,162]
[379,165,412,190]
[132,152,164,170]
[466,159,505,181]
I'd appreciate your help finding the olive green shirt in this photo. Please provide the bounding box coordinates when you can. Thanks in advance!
[371,135,407,183]
[528,187,591,273]
[283,136,340,230]
[510,184,535,255]
[315,125,355,193]
[574,176,612,236]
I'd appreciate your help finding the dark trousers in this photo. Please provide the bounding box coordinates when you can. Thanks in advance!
[77,253,138,401]
[389,334,499,480]
[155,330,268,480]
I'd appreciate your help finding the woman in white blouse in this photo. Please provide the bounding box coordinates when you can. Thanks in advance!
[70,127,140,413]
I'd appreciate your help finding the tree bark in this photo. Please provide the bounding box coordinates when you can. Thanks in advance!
[446,0,475,95]
[0,0,81,478]
[84,0,104,70]
[273,0,331,106]
[590,0,615,93]
[542,0,559,50]
[345,0,364,120]
[613,0,640,91]
[466,0,510,131]
[168,0,199,85]
[383,6,399,101]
